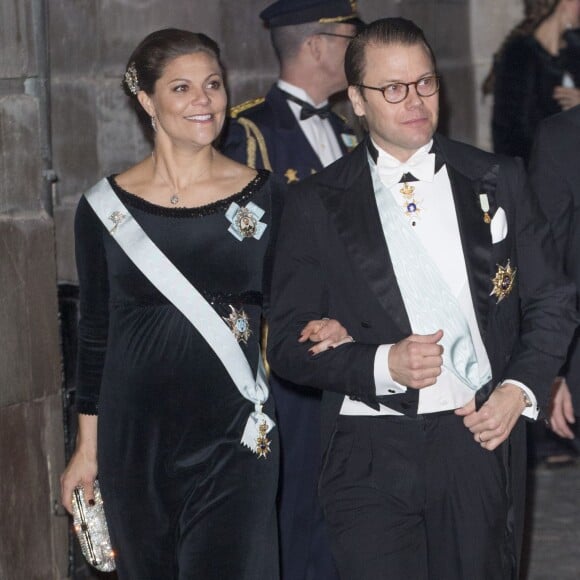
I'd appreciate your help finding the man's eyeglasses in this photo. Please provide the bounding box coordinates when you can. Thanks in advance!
[357,75,440,104]
[317,32,356,40]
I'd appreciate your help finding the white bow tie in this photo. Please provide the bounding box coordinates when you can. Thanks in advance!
[376,147,436,187]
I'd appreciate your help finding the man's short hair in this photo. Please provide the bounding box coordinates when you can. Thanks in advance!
[345,18,436,86]
[271,21,345,62]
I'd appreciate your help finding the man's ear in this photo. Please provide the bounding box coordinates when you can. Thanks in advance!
[348,85,365,117]
[306,34,323,63]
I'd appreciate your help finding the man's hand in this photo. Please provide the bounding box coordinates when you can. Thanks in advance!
[388,330,444,389]
[549,377,576,439]
[299,318,353,355]
[455,383,526,451]
[553,86,580,110]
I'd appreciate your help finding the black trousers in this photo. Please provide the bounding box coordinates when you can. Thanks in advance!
[319,413,516,580]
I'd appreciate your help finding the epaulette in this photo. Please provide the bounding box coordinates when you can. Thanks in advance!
[229,97,265,119]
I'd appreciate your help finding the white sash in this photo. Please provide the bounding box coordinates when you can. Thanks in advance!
[84,178,275,455]
[369,155,490,391]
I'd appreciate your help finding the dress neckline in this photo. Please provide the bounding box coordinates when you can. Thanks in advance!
[107,169,270,218]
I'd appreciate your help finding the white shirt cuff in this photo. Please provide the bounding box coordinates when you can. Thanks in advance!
[502,379,539,420]
[374,344,408,395]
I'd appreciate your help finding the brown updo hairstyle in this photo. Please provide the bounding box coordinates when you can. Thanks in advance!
[122,28,225,139]
[482,0,560,95]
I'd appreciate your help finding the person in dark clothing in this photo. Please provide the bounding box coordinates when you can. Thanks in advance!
[268,17,577,580]
[59,27,346,580]
[483,0,580,165]
[529,105,580,448]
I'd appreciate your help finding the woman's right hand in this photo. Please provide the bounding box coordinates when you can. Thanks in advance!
[299,318,353,355]
[60,447,98,514]
[60,414,99,514]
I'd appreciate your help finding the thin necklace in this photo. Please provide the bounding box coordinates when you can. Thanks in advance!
[151,152,180,205]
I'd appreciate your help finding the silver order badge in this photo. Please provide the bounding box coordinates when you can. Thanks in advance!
[235,207,258,238]
[223,305,252,344]
[225,201,267,241]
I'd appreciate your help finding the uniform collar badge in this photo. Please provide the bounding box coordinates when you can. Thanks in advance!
[341,133,358,149]
[285,168,299,183]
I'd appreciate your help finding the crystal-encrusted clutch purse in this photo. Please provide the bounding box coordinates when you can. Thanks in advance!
[71,480,116,572]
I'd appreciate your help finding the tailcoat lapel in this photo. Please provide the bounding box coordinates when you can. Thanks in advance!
[432,137,502,409]
[446,165,493,342]
[317,144,411,335]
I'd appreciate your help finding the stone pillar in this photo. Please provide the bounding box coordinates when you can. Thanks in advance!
[0,1,67,578]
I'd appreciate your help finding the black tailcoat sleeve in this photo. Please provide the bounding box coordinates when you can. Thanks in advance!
[266,166,379,404]
[529,105,580,399]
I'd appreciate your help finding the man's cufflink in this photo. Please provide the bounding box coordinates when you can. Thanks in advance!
[520,388,533,408]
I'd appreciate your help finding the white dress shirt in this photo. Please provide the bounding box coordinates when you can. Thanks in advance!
[340,140,538,419]
[277,80,343,167]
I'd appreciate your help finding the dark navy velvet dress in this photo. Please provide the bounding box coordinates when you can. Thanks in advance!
[74,170,279,579]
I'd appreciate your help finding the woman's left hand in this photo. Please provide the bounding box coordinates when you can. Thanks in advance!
[553,86,580,110]
[299,318,353,354]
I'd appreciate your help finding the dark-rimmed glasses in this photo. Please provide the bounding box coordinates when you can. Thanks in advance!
[357,75,440,104]
[317,32,356,40]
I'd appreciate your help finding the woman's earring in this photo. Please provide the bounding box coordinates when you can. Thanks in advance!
[151,116,157,132]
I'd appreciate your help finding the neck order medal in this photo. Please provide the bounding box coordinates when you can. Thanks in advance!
[400,179,422,226]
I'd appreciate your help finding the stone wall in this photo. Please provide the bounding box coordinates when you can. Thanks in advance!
[0,0,68,578]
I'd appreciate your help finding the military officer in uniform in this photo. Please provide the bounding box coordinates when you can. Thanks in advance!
[221,2,362,579]
[222,0,360,184]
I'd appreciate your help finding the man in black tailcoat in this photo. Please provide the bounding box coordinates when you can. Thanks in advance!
[267,18,577,580]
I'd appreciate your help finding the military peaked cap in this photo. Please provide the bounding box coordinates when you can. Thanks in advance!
[260,0,361,28]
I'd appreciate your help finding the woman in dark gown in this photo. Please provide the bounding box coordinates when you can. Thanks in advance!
[60,29,346,579]
[483,0,580,165]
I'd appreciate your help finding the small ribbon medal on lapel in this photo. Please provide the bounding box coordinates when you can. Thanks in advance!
[490,259,517,303]
[479,193,491,224]
[225,201,267,241]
